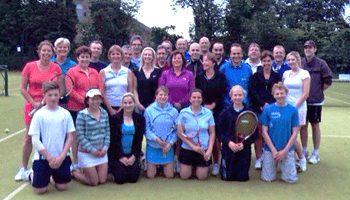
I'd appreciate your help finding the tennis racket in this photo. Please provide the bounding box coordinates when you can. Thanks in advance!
[60,73,74,104]
[178,111,200,147]
[234,111,258,143]
[28,73,74,116]
[151,113,176,145]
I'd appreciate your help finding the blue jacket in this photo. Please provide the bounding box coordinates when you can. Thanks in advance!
[272,60,290,77]
[144,101,179,149]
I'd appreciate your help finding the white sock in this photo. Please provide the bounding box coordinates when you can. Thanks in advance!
[302,147,308,154]
[312,149,319,155]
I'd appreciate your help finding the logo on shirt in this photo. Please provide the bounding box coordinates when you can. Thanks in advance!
[271,112,281,119]
[183,78,187,81]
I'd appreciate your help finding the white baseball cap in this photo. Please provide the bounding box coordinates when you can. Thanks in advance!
[85,88,101,98]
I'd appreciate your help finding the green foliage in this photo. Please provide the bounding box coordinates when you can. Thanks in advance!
[90,0,141,48]
[149,26,181,49]
[76,22,101,46]
[0,0,78,69]
[223,0,350,74]
[172,0,225,41]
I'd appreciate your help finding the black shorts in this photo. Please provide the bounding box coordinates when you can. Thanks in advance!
[306,105,322,123]
[32,156,72,188]
[178,148,211,167]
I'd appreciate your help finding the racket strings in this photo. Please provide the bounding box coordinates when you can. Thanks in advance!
[152,114,175,141]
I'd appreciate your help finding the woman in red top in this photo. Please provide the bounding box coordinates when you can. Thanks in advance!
[66,45,103,167]
[66,46,103,121]
[15,40,62,181]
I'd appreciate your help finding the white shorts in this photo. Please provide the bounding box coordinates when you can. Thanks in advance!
[261,150,297,183]
[298,110,306,126]
[78,151,108,168]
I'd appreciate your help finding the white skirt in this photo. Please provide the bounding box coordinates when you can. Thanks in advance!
[78,151,108,168]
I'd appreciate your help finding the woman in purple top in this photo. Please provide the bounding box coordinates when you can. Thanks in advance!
[158,50,195,110]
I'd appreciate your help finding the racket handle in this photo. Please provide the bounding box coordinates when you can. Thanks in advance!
[28,106,40,116]
[28,102,44,117]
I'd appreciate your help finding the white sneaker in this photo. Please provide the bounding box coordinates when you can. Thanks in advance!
[299,157,307,172]
[254,158,262,170]
[211,163,220,176]
[70,163,80,174]
[303,151,310,160]
[23,169,33,182]
[308,154,320,164]
[14,166,26,181]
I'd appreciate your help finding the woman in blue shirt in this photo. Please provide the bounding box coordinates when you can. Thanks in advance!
[144,86,178,178]
[176,88,215,180]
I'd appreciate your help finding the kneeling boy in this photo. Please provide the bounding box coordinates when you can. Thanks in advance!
[260,82,299,183]
[27,81,75,194]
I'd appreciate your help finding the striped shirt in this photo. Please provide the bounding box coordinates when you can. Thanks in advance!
[76,107,110,152]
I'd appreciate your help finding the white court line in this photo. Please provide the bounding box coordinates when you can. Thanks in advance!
[326,96,350,106]
[3,183,29,200]
[0,128,25,143]
[326,90,350,97]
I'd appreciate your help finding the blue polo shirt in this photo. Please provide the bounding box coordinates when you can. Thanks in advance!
[51,56,76,75]
[176,106,215,151]
[219,60,252,106]
[260,103,299,151]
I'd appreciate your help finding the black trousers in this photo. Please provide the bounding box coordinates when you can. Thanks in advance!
[111,158,140,184]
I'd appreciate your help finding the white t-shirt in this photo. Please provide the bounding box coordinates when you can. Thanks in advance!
[103,65,129,107]
[283,69,310,112]
[28,106,75,161]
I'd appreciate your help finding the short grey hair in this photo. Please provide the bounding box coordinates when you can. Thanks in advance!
[54,37,71,49]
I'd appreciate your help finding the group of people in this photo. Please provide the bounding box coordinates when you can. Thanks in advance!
[15,35,332,194]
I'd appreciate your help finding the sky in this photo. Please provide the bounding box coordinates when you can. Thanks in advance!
[136,1,350,41]
[135,0,193,40]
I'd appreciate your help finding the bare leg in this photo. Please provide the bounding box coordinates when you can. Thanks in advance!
[50,176,68,190]
[34,187,47,194]
[96,163,108,184]
[294,141,303,159]
[72,166,99,186]
[196,167,209,180]
[146,163,157,179]
[179,164,192,179]
[294,126,303,159]
[254,125,263,159]
[311,122,321,150]
[22,125,32,169]
[300,124,308,148]
[212,138,220,163]
[71,132,78,164]
[163,162,174,178]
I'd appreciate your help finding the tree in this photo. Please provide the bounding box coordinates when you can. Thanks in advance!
[90,0,141,48]
[0,0,78,69]
[172,0,225,41]
[22,0,78,55]
[149,26,181,49]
